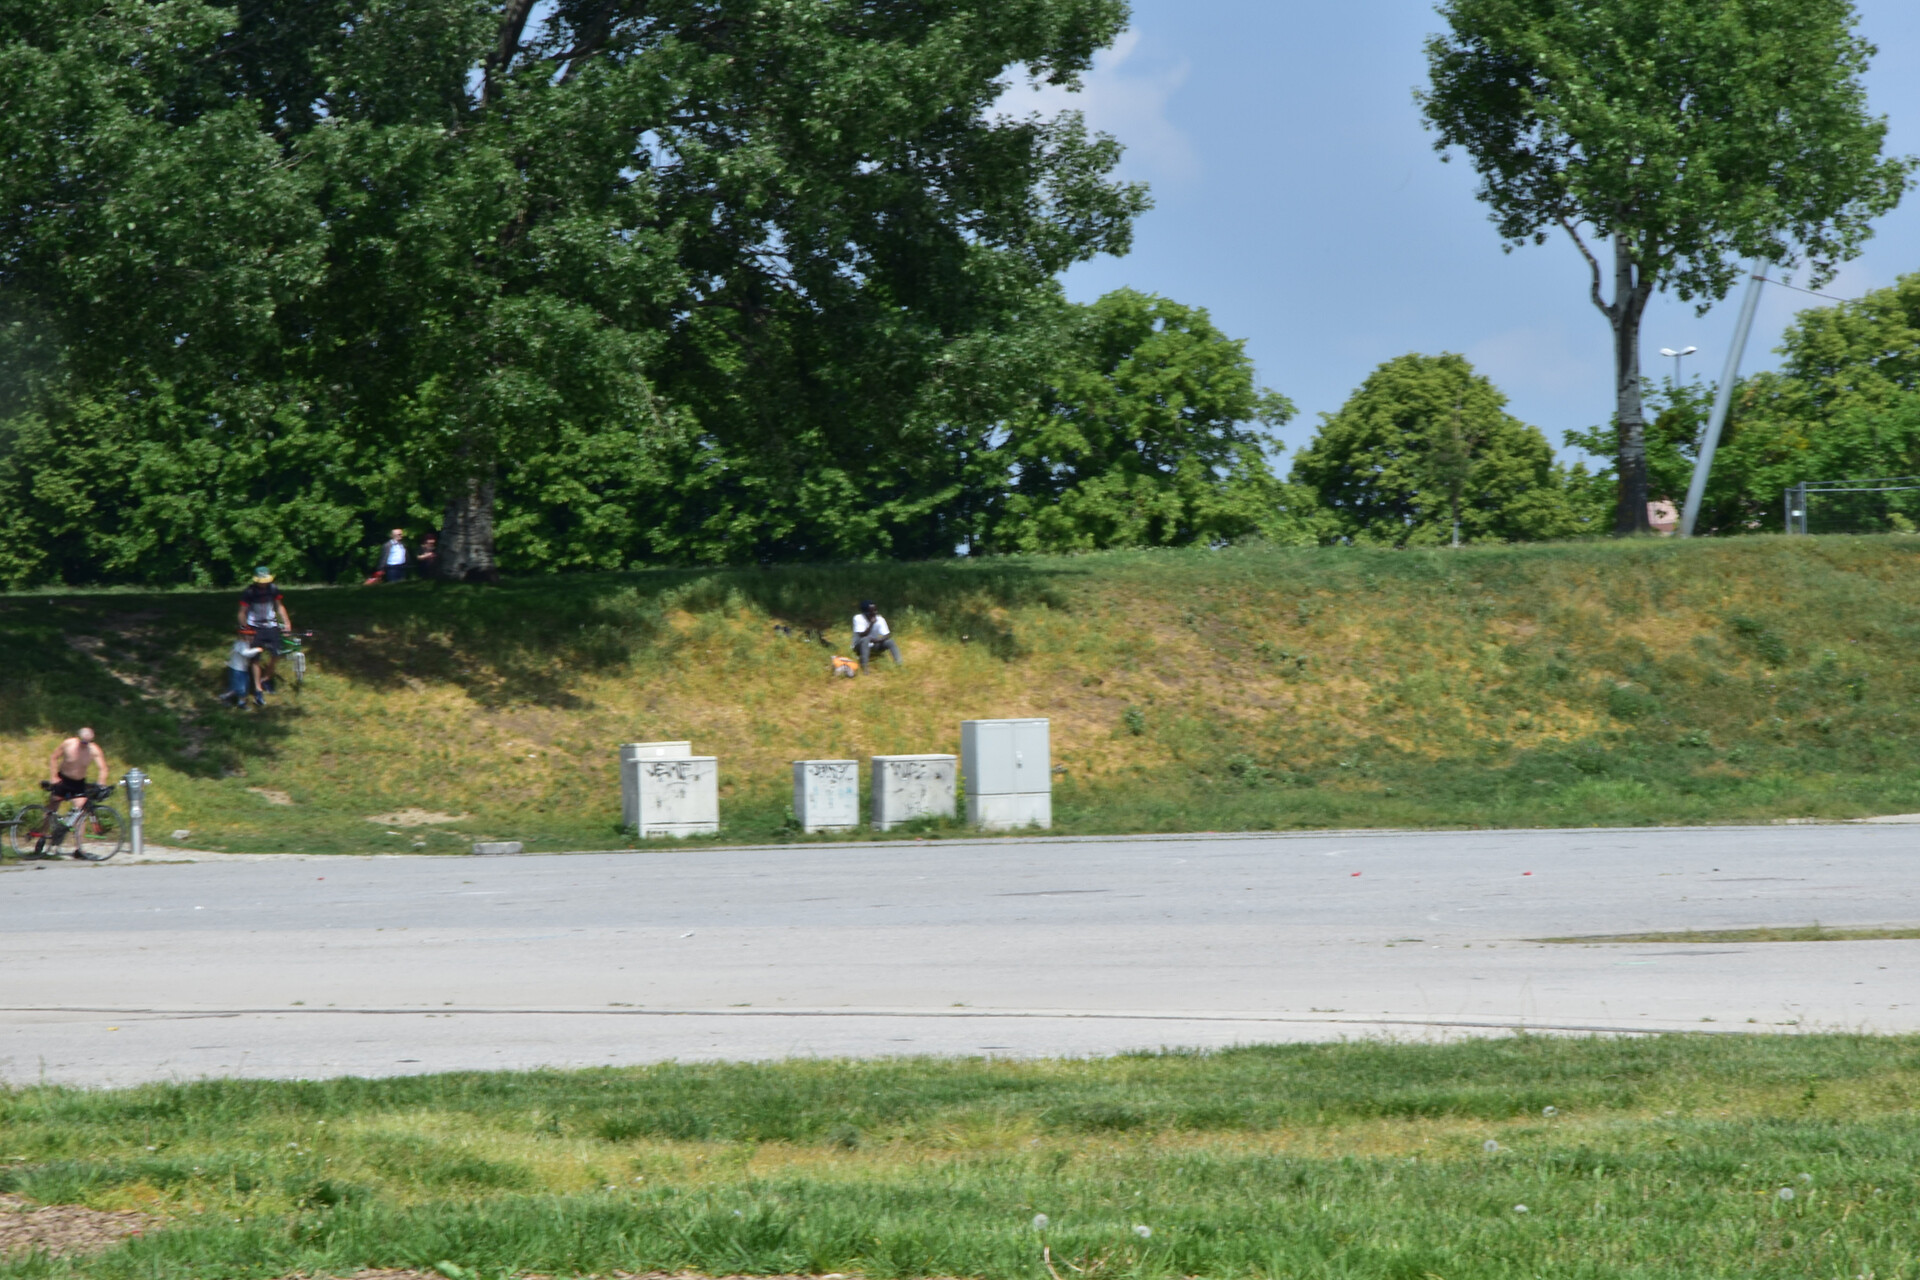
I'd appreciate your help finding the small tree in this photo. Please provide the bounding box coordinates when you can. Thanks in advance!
[989,289,1298,553]
[1421,0,1912,534]
[1292,353,1574,546]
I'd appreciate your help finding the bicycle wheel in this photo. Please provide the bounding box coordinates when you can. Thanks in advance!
[5,804,54,858]
[292,650,307,691]
[72,804,126,861]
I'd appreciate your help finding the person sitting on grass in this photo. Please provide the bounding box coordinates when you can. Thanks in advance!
[220,629,266,709]
[852,600,903,671]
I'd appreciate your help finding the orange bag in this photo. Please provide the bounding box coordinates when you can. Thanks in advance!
[830,656,859,678]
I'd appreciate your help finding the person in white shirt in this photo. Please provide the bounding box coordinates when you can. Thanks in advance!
[221,631,266,708]
[852,600,903,670]
[379,529,409,582]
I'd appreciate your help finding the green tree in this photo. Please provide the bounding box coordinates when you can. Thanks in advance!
[0,0,1149,584]
[987,289,1301,553]
[614,0,1147,563]
[1421,0,1912,535]
[1573,377,1920,538]
[1565,274,1920,536]
[1293,353,1579,546]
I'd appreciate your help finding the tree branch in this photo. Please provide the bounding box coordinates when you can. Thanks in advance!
[1559,214,1610,319]
[557,0,620,84]
[484,0,539,105]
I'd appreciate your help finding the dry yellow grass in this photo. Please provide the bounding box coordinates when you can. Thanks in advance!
[4,536,1918,851]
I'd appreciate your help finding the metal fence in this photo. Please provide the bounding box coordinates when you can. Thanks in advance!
[1784,477,1920,535]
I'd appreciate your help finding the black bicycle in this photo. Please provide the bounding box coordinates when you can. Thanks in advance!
[5,782,126,861]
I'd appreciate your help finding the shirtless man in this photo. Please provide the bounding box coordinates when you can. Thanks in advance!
[47,728,109,813]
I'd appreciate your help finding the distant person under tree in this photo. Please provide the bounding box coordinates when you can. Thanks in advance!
[378,529,409,582]
[852,600,903,671]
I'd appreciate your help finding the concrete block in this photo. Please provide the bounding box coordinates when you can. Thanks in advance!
[471,841,523,856]
[871,754,956,831]
[621,741,693,829]
[793,760,860,833]
[961,718,1051,830]
[633,756,719,838]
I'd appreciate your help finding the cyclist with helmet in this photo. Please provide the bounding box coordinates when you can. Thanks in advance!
[237,566,293,693]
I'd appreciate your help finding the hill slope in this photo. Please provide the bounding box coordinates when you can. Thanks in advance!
[4,537,1919,853]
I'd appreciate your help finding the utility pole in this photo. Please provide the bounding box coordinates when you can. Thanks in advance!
[1679,262,1766,538]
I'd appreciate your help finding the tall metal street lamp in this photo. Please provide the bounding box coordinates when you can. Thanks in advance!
[1658,345,1698,385]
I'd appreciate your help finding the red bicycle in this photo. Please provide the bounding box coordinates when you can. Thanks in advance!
[5,781,126,861]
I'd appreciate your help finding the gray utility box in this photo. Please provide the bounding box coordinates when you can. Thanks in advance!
[961,718,1051,830]
[632,755,719,838]
[793,760,859,834]
[620,741,692,830]
[871,754,957,831]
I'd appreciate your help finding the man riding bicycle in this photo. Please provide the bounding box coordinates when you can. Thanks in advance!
[237,566,293,692]
[47,727,109,815]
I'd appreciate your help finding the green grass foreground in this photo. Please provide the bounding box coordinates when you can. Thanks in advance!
[7,535,1920,851]
[4,1036,1920,1278]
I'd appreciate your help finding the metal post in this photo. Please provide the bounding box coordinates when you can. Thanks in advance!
[123,768,148,859]
[1680,260,1767,538]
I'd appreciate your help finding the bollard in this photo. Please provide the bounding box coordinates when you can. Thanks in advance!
[123,768,149,858]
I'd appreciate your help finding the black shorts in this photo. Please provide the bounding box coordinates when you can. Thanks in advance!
[250,628,283,655]
[50,776,90,801]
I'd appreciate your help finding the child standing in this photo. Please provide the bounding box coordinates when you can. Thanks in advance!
[221,630,265,708]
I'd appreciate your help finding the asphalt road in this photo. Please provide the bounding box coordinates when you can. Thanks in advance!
[3,824,1916,1087]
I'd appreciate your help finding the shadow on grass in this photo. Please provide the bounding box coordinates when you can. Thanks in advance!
[0,560,1084,783]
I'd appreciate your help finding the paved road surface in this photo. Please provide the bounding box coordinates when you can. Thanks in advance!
[3,825,1916,1086]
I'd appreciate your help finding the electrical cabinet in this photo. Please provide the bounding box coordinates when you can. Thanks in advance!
[793,760,859,833]
[620,741,692,830]
[870,754,957,831]
[960,718,1051,830]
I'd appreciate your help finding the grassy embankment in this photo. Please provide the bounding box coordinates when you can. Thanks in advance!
[4,1036,1920,1279]
[4,535,1920,853]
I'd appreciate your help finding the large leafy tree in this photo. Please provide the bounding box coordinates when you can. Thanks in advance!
[0,0,677,584]
[1292,353,1578,546]
[0,0,1146,584]
[987,289,1300,553]
[0,0,340,585]
[606,0,1147,563]
[1421,0,1912,535]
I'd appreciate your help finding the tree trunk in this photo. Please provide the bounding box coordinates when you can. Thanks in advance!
[1610,235,1654,535]
[440,474,499,583]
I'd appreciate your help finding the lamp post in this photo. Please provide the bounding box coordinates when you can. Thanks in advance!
[1658,345,1698,385]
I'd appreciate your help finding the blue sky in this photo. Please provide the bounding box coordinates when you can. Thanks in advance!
[1003,2,1920,467]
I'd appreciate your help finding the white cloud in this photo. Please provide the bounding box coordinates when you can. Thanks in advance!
[996,30,1199,186]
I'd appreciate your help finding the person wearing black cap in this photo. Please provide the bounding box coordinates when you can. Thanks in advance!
[851,600,902,671]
